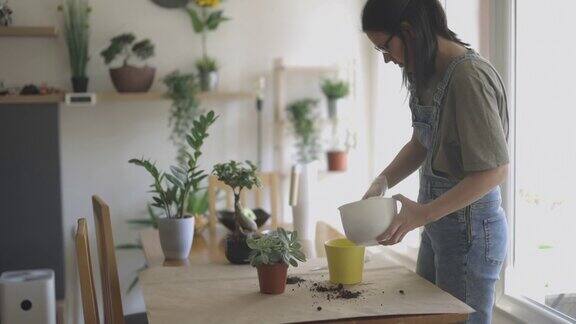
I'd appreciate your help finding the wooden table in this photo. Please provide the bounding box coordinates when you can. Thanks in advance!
[139,226,473,323]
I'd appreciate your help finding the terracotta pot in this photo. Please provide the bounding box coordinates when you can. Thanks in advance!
[109,65,156,93]
[225,233,251,264]
[257,263,288,294]
[327,151,348,171]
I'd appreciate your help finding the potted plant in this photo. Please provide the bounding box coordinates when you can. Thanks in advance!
[286,99,322,165]
[212,160,261,264]
[0,1,14,26]
[321,79,351,171]
[59,0,91,92]
[100,33,156,93]
[247,228,306,294]
[185,0,230,91]
[163,70,202,165]
[129,111,218,260]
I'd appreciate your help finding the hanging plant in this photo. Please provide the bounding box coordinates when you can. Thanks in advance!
[286,99,321,164]
[163,70,202,165]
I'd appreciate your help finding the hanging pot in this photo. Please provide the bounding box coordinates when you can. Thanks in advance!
[199,70,219,92]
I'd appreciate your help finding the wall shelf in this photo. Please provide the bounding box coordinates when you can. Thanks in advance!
[0,94,64,104]
[97,91,256,103]
[0,26,58,38]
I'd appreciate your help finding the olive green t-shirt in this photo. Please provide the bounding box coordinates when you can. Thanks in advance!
[417,53,509,180]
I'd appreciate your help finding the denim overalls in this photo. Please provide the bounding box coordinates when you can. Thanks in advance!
[411,50,508,324]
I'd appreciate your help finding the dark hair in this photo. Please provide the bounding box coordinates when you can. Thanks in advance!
[362,0,469,91]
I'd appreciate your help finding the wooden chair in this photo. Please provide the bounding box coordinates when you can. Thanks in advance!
[208,172,280,232]
[75,218,100,324]
[315,221,346,258]
[92,195,148,324]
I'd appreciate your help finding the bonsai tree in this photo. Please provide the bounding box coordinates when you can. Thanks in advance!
[129,111,218,219]
[212,160,261,235]
[247,228,306,294]
[286,99,321,164]
[164,70,202,165]
[100,33,155,67]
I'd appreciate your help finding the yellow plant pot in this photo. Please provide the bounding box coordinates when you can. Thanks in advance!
[324,238,365,284]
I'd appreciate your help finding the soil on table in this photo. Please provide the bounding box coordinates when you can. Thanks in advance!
[286,276,306,285]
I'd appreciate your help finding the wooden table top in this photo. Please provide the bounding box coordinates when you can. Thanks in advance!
[138,225,474,323]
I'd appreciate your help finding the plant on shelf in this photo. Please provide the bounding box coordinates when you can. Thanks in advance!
[0,1,14,27]
[185,0,230,91]
[100,33,156,93]
[286,98,321,164]
[212,160,261,264]
[129,111,218,260]
[164,70,202,166]
[58,0,91,93]
[247,228,306,294]
[321,78,352,171]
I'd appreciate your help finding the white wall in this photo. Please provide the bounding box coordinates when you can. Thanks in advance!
[0,0,372,322]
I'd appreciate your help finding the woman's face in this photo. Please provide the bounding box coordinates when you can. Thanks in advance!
[366,31,411,70]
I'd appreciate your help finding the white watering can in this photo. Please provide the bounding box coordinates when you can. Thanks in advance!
[338,197,399,246]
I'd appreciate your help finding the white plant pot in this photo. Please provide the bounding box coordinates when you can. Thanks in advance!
[291,161,319,258]
[158,217,195,260]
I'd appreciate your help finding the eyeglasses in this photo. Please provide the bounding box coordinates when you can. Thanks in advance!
[374,33,396,55]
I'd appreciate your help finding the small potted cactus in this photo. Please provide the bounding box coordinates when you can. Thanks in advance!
[100,33,156,92]
[212,160,261,264]
[247,228,306,294]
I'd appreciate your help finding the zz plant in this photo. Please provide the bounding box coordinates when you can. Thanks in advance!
[129,111,218,219]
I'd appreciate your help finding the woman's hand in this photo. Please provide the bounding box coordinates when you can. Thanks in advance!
[377,194,432,245]
[362,174,388,200]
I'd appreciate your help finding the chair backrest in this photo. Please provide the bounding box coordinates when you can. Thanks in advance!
[75,218,100,324]
[208,172,280,231]
[92,195,125,324]
[315,221,346,257]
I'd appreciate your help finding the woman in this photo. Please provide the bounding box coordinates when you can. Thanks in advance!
[361,1,509,323]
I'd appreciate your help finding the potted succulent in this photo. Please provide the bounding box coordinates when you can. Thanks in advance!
[185,0,230,91]
[212,160,261,264]
[321,79,351,171]
[129,111,218,260]
[59,0,91,92]
[164,70,202,166]
[100,33,156,93]
[247,228,306,294]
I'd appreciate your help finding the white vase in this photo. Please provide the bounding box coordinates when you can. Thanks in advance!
[158,217,195,260]
[290,161,319,258]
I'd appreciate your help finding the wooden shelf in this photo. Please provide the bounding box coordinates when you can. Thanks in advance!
[97,91,256,103]
[0,94,64,104]
[0,26,58,38]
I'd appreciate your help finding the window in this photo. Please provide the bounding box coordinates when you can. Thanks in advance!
[505,0,576,321]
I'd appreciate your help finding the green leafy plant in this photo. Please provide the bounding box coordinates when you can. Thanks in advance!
[185,0,230,76]
[58,0,91,78]
[163,71,202,165]
[100,33,155,67]
[129,111,218,219]
[247,228,306,267]
[321,79,350,101]
[212,160,261,235]
[187,189,209,215]
[286,99,321,164]
[195,56,218,73]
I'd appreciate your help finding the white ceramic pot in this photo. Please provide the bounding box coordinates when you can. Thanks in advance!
[290,161,319,258]
[158,217,195,260]
[338,197,398,246]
